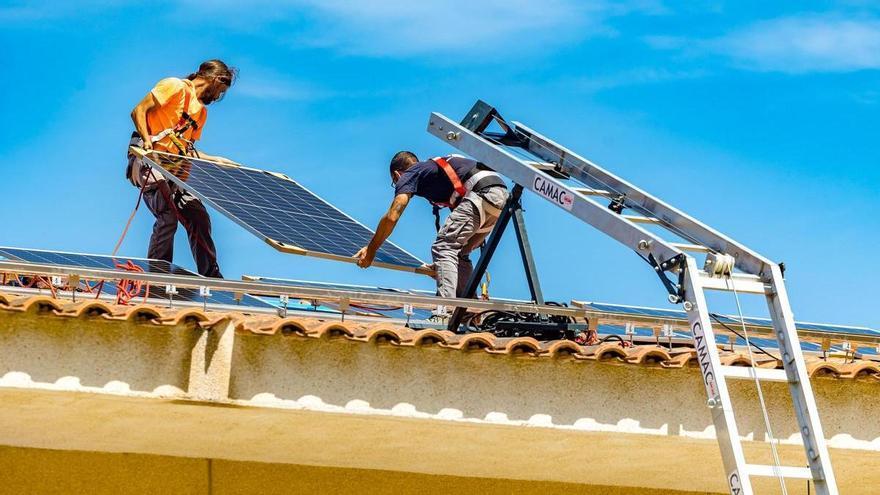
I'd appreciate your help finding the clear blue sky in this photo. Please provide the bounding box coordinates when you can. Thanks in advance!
[1,1,877,327]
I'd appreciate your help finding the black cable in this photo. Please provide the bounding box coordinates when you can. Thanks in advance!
[598,334,626,345]
[709,313,780,361]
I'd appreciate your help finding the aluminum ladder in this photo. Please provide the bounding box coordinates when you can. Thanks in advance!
[426,101,838,495]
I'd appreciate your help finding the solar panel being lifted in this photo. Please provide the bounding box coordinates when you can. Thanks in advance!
[138,150,428,274]
[0,247,275,309]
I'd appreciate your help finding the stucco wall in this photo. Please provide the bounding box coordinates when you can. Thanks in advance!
[0,446,711,495]
[0,311,877,494]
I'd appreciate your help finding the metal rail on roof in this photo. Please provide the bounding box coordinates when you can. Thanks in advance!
[0,260,583,319]
[1,260,877,349]
[571,301,880,347]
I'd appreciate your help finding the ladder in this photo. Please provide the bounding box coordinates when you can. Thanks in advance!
[426,101,838,495]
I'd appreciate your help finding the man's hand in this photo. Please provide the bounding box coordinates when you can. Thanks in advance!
[141,138,153,151]
[354,246,375,268]
[213,156,240,166]
[198,153,240,167]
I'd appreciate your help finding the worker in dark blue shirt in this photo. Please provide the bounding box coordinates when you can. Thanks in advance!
[355,151,509,308]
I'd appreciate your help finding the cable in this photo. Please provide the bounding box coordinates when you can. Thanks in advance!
[730,275,788,494]
[709,313,781,362]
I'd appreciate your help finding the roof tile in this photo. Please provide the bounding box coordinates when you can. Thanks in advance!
[0,291,874,382]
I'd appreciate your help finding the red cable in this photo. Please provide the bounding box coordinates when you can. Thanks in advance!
[112,260,150,305]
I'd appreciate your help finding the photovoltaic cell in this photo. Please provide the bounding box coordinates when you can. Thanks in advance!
[143,152,425,271]
[0,247,274,309]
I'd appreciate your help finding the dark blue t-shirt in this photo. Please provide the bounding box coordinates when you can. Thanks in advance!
[394,156,478,204]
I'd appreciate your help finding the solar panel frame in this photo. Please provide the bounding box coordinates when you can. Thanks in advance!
[139,150,429,275]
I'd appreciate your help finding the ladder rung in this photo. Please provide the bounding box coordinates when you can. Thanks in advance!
[622,214,661,225]
[700,274,769,295]
[746,464,813,479]
[721,366,790,382]
[670,242,711,253]
[526,161,569,179]
[572,187,613,197]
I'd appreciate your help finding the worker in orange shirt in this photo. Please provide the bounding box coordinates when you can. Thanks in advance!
[126,60,237,278]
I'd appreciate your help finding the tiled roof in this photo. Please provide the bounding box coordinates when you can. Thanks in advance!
[1,291,878,381]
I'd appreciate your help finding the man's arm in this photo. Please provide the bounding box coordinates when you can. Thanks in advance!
[130,93,156,150]
[354,193,411,268]
[193,151,239,166]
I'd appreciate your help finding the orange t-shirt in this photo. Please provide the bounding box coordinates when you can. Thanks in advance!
[146,77,208,154]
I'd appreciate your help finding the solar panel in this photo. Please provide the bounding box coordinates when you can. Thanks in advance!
[244,276,436,320]
[0,247,274,309]
[140,151,427,273]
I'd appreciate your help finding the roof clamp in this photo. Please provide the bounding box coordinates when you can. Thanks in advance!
[338,298,350,322]
[403,303,414,327]
[278,295,290,318]
[840,341,853,362]
[624,321,635,345]
[68,274,81,302]
[165,284,178,308]
[661,323,674,349]
[198,286,212,312]
[646,253,687,304]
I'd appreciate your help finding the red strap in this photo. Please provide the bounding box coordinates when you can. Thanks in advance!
[432,157,466,199]
[174,80,197,133]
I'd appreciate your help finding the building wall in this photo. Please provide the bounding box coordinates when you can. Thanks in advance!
[0,311,877,493]
[0,446,712,495]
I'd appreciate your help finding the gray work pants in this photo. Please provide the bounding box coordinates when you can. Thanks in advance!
[431,186,509,299]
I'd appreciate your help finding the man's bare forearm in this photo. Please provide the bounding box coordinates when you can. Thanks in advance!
[368,215,398,253]
[131,94,155,147]
[132,110,150,143]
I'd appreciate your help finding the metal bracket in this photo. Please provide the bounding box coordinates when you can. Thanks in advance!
[460,100,527,148]
[647,253,686,304]
[608,194,627,214]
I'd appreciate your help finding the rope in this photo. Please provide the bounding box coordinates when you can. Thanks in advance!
[729,274,788,494]
[709,313,780,361]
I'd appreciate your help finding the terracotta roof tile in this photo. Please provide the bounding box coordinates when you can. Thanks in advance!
[624,345,672,366]
[487,337,543,356]
[539,339,582,358]
[407,329,456,347]
[59,300,115,319]
[119,305,163,324]
[0,290,875,382]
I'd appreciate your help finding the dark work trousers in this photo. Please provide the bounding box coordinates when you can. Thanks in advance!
[127,137,222,278]
[142,182,223,278]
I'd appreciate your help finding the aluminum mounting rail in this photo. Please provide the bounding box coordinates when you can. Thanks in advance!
[0,260,583,319]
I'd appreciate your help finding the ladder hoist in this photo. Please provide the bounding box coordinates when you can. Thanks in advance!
[427,100,838,495]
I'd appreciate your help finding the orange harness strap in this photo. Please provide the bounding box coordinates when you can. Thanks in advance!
[431,156,466,208]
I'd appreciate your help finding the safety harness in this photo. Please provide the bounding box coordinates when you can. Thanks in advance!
[430,156,505,233]
[154,79,201,155]
[127,80,202,187]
